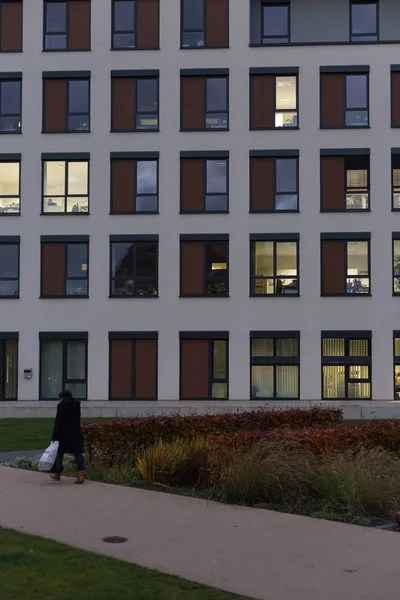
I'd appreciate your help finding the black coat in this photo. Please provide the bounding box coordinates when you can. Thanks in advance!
[52,396,84,454]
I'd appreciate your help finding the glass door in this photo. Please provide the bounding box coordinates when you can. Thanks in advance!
[0,339,18,401]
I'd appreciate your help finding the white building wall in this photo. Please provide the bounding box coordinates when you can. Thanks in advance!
[0,0,398,409]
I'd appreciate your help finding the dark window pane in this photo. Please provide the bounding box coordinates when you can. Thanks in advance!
[205,195,227,211]
[69,80,89,114]
[66,280,88,296]
[137,161,157,194]
[114,0,135,31]
[45,34,67,50]
[135,243,157,278]
[346,75,367,109]
[206,160,227,194]
[183,0,204,30]
[276,338,299,357]
[351,3,377,35]
[66,340,86,380]
[113,33,135,48]
[137,79,158,113]
[207,78,227,112]
[136,196,158,212]
[276,159,297,193]
[213,340,227,379]
[0,245,18,277]
[0,280,18,296]
[112,243,133,278]
[1,82,20,115]
[275,195,297,211]
[182,32,204,47]
[67,244,88,278]
[263,5,289,37]
[46,1,67,33]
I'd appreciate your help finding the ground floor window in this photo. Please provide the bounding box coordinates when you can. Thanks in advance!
[394,335,400,399]
[322,332,371,399]
[250,333,299,399]
[180,333,229,400]
[0,336,18,401]
[40,336,87,400]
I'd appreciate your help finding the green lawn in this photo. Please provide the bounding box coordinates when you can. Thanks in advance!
[0,529,249,600]
[0,418,111,452]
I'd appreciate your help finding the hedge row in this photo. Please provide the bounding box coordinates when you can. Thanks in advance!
[207,420,400,484]
[83,407,342,465]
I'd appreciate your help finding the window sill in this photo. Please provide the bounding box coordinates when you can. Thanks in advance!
[180,397,230,401]
[110,397,158,402]
[40,212,90,216]
[0,49,23,53]
[0,131,21,135]
[40,398,88,402]
[320,125,370,130]
[321,209,371,213]
[0,296,19,300]
[109,211,160,215]
[250,397,300,401]
[110,47,160,51]
[40,296,89,300]
[250,126,299,131]
[180,45,230,50]
[249,40,400,47]
[109,295,159,299]
[250,210,299,214]
[321,293,372,297]
[0,212,20,216]
[250,294,300,298]
[110,129,160,133]
[179,295,230,298]
[180,211,229,215]
[42,130,91,134]
[180,128,230,133]
[42,48,91,52]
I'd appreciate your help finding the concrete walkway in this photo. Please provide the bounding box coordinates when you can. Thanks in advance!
[1,467,400,600]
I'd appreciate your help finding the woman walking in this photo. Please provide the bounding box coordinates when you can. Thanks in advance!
[50,389,85,484]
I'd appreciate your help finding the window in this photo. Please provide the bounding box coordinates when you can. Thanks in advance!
[181,0,228,49]
[392,154,400,209]
[0,77,21,133]
[321,152,369,211]
[40,335,88,400]
[181,71,229,131]
[180,332,228,399]
[250,333,299,399]
[321,234,370,296]
[180,236,229,297]
[110,237,158,297]
[350,2,378,42]
[111,72,159,131]
[0,336,18,401]
[44,0,91,51]
[0,158,20,214]
[109,332,157,400]
[393,235,400,295]
[322,333,371,400]
[0,237,19,297]
[391,67,400,128]
[250,236,299,296]
[0,1,22,52]
[250,153,298,212]
[262,3,289,44]
[111,154,158,213]
[42,158,89,214]
[112,0,159,50]
[41,237,89,298]
[394,335,400,399]
[180,154,228,213]
[320,69,369,128]
[43,74,90,133]
[250,70,298,130]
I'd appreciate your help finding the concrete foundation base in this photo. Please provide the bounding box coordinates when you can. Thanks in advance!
[1,400,400,420]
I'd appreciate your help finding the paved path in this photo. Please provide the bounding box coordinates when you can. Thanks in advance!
[1,467,400,600]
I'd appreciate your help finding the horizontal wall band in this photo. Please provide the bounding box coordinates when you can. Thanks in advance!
[180,68,229,76]
[250,330,300,339]
[110,152,159,159]
[0,153,21,161]
[0,332,18,340]
[180,331,229,340]
[250,233,299,241]
[321,232,370,240]
[0,235,20,243]
[110,235,158,242]
[250,67,299,75]
[180,234,229,242]
[41,235,90,243]
[320,148,370,156]
[0,72,22,79]
[109,331,158,340]
[111,69,159,78]
[322,330,372,339]
[42,153,90,160]
[39,332,88,340]
[320,65,370,73]
[180,151,229,159]
[43,71,90,79]
[250,150,299,158]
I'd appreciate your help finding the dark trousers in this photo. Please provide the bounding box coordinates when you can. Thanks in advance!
[55,452,85,472]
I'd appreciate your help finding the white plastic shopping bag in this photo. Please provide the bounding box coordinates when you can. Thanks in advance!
[38,441,59,472]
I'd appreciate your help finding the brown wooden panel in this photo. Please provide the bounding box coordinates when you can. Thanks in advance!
[181,77,205,130]
[205,0,228,47]
[321,157,345,211]
[181,159,205,212]
[1,1,22,51]
[321,73,345,128]
[321,240,346,295]
[68,0,91,50]
[112,78,135,131]
[136,0,159,49]
[43,79,67,132]
[250,75,274,129]
[181,339,209,399]
[181,242,205,295]
[111,159,135,213]
[392,73,400,127]
[135,340,157,399]
[41,244,65,297]
[250,157,274,211]
[110,340,133,399]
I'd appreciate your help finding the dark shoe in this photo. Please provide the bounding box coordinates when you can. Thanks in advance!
[75,471,84,485]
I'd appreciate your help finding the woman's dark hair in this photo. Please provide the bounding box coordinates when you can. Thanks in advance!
[58,389,73,399]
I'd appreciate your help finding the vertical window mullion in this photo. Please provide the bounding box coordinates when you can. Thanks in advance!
[132,339,136,399]
[64,161,69,212]
[64,243,68,295]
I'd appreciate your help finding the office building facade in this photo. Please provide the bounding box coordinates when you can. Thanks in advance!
[1,0,400,415]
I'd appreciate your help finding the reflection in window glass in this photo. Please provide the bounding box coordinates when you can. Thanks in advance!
[136,79,158,130]
[137,161,157,194]
[182,0,204,47]
[275,159,298,211]
[0,243,19,297]
[113,0,135,48]
[45,1,67,49]
[393,161,400,210]
[5,339,18,400]
[0,81,21,133]
[66,244,88,297]
[0,162,20,213]
[41,339,87,400]
[206,78,228,129]
[205,160,228,211]
[67,341,86,381]
[351,2,377,41]
[345,74,368,127]
[275,76,297,128]
[346,241,369,294]
[41,340,63,399]
[263,5,289,43]
[111,241,158,297]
